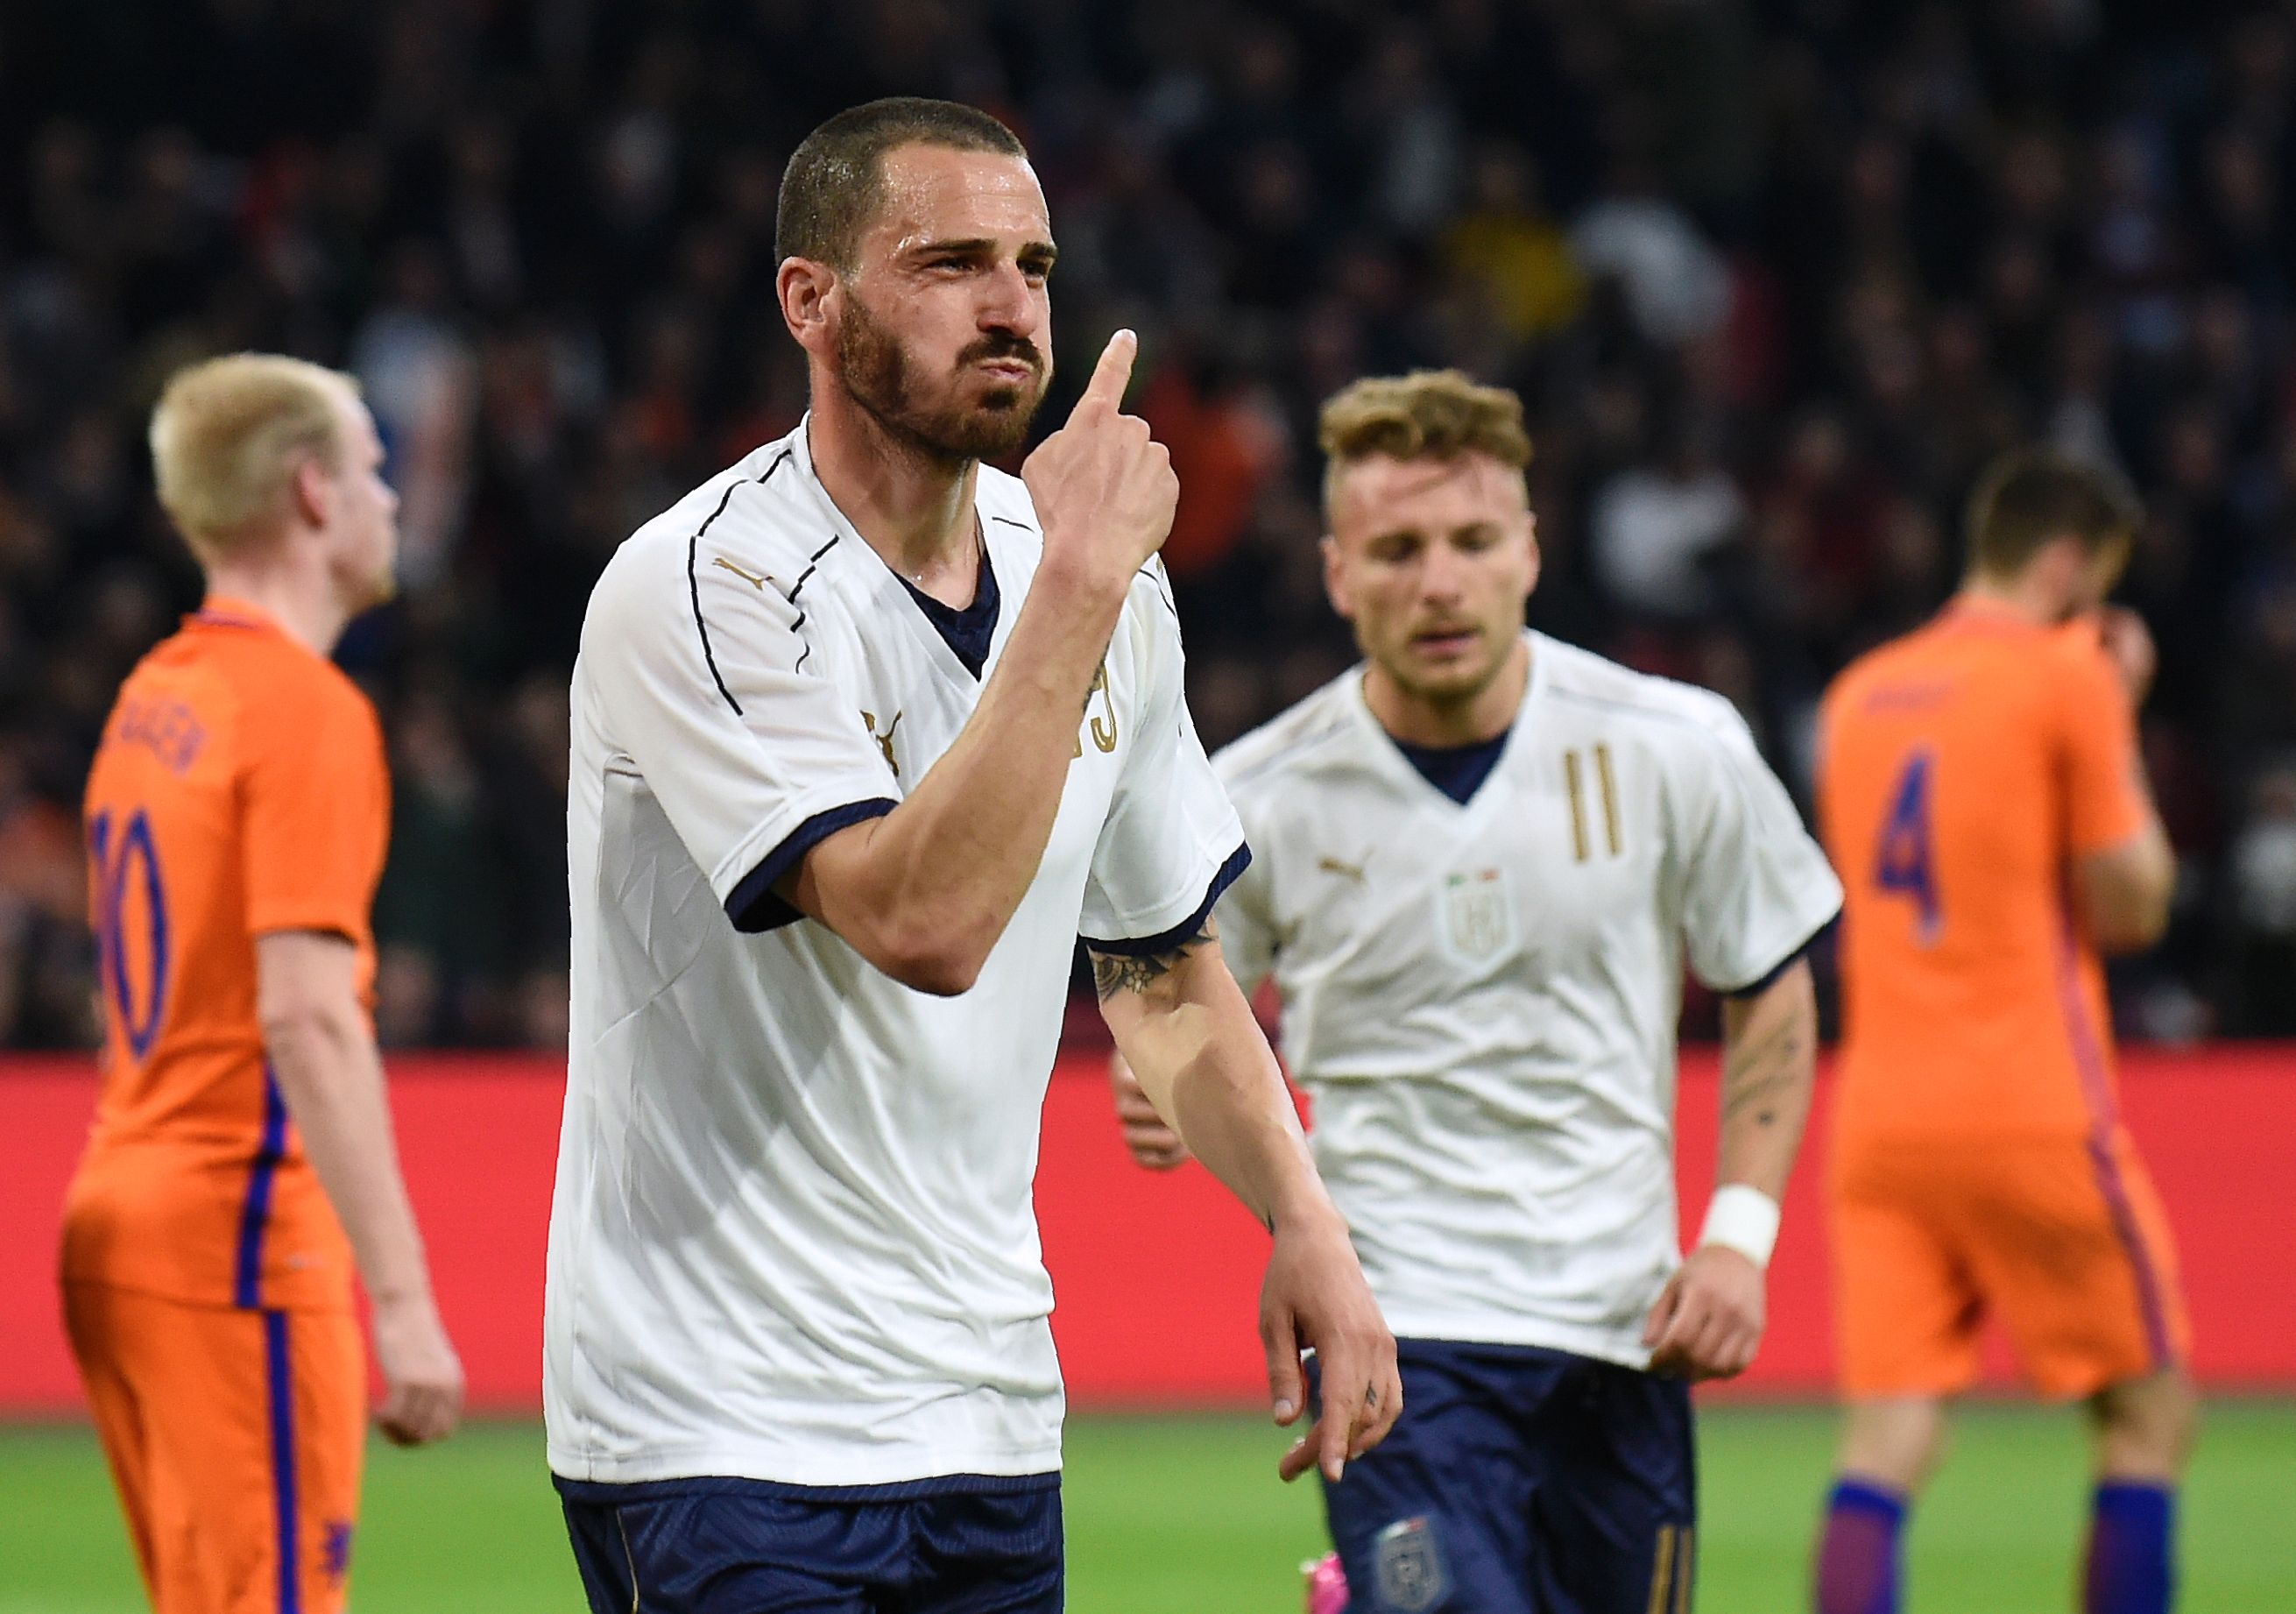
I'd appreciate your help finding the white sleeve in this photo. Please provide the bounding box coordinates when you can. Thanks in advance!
[1079,572,1249,955]
[1210,828,1279,998]
[1678,702,1844,993]
[584,536,901,932]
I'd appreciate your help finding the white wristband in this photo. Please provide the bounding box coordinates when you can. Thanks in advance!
[1698,1185,1781,1270]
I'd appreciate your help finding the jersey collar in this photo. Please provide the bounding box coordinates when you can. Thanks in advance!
[1350,630,1543,812]
[1937,595,2046,636]
[788,413,1019,687]
[189,595,289,636]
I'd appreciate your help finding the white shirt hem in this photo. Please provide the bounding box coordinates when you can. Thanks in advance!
[1379,1313,1657,1372]
[547,1436,1065,1490]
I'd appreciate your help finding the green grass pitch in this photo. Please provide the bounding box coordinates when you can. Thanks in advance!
[2,1404,2290,1611]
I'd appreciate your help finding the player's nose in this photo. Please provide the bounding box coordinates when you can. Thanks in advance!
[975,260,1042,332]
[1419,547,1469,604]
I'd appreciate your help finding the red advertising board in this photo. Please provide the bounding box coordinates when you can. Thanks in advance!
[2,1047,2291,1413]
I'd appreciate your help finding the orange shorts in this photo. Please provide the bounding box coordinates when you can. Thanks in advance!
[63,1282,366,1614]
[1828,1129,2189,1400]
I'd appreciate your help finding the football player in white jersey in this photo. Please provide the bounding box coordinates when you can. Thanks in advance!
[1112,371,1843,1613]
[548,98,1398,1613]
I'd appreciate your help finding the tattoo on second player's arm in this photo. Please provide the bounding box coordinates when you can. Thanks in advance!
[1087,919,1216,1001]
[1720,1013,1808,1130]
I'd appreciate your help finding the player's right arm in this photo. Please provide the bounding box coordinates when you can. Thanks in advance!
[2066,607,2173,954]
[781,331,1177,993]
[258,932,463,1446]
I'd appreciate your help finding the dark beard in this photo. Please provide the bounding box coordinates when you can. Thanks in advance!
[835,294,1046,465]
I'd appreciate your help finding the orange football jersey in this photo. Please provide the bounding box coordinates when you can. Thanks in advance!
[1817,601,2151,1141]
[61,599,389,1311]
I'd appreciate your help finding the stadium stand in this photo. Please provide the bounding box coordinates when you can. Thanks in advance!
[0,0,2291,1046]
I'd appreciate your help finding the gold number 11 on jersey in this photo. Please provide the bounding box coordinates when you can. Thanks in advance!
[1563,745,1623,862]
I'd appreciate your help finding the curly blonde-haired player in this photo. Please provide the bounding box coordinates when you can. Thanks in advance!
[1113,371,1841,1612]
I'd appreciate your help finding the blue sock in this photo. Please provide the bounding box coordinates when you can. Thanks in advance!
[1815,1479,1905,1614]
[2087,1482,2174,1614]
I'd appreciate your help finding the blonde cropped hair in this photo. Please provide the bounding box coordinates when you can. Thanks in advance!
[148,353,357,558]
[1318,369,1533,519]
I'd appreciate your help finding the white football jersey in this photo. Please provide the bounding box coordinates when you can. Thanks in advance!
[548,421,1244,1488]
[1214,634,1841,1368]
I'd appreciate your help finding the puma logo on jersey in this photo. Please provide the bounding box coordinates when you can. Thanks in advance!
[862,710,902,777]
[712,556,774,591]
[1317,856,1367,882]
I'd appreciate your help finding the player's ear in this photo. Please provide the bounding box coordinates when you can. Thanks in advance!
[2029,534,2088,617]
[777,257,840,355]
[288,454,334,531]
[1522,513,1543,598]
[1320,532,1356,619]
[2089,530,2134,598]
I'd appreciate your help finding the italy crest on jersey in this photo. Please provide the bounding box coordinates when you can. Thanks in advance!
[1439,867,1514,964]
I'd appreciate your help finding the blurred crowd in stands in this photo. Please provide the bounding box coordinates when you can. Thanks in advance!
[2,0,2292,1048]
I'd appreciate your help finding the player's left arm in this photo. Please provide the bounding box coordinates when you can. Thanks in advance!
[1106,811,1279,1172]
[1643,956,1819,1381]
[1092,926,1401,1483]
[1653,696,1838,1382]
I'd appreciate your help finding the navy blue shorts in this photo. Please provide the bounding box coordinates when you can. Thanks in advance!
[1312,1339,1696,1614]
[555,1473,1063,1613]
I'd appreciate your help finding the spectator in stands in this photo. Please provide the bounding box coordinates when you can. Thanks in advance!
[0,0,2290,1041]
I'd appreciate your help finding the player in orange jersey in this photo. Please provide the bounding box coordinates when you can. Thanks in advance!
[60,353,463,1614]
[1811,450,2194,1614]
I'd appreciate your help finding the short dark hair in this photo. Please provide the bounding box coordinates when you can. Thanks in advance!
[1965,450,2143,577]
[776,97,1027,270]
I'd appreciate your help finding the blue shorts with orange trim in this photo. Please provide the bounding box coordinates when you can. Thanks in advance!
[1829,1128,2190,1399]
[63,1282,365,1614]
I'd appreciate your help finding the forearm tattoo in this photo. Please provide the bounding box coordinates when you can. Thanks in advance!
[1087,920,1215,1002]
[1720,1011,1810,1131]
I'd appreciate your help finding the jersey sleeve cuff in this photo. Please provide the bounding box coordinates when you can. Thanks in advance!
[1716,906,1840,1000]
[724,798,899,934]
[2069,803,2154,861]
[1080,842,1252,958]
[245,906,368,943]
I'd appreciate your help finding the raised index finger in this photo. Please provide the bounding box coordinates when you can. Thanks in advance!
[1076,329,1139,414]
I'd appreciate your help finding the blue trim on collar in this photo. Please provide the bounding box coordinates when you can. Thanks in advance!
[1392,732,1510,805]
[899,542,1000,679]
